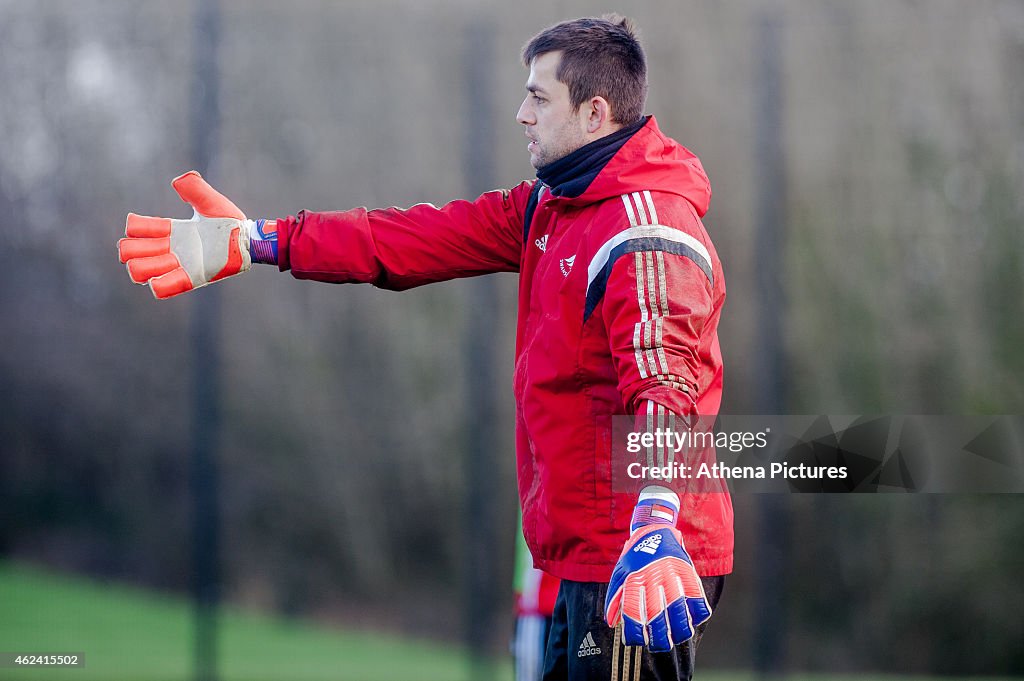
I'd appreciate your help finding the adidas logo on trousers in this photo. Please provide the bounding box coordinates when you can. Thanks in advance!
[577,631,602,657]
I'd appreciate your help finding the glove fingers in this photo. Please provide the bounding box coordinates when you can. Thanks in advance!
[686,596,712,629]
[149,267,195,299]
[679,567,712,628]
[126,213,171,238]
[621,585,649,647]
[119,237,170,263]
[647,613,672,652]
[645,587,672,652]
[172,171,246,220]
[126,253,180,284]
[605,586,623,627]
[666,599,694,645]
[622,614,648,648]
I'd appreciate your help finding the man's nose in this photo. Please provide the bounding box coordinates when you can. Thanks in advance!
[516,99,534,126]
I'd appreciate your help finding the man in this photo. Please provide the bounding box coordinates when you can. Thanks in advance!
[119,15,733,680]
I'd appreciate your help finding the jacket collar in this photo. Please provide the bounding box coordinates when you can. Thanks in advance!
[537,116,712,218]
[536,117,647,199]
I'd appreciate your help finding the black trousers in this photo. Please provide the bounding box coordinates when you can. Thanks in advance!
[541,576,725,681]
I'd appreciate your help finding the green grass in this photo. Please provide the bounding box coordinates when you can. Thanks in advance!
[0,561,506,681]
[1,562,1020,681]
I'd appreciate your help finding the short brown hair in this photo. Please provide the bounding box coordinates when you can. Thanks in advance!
[522,15,647,125]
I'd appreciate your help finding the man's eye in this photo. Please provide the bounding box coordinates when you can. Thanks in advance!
[533,94,545,103]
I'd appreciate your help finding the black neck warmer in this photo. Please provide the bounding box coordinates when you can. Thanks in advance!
[536,117,647,198]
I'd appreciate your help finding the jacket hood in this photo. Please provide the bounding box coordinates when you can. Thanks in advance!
[558,116,712,218]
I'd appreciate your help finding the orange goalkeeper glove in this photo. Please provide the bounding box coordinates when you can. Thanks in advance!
[118,171,253,299]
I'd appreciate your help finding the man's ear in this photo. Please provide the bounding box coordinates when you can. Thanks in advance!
[585,96,612,134]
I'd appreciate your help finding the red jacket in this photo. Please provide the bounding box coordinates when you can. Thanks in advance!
[274,117,733,582]
[514,519,561,617]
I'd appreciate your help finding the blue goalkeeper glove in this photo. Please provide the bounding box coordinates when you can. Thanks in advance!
[604,486,712,652]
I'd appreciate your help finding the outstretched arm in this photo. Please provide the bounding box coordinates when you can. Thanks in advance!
[273,187,529,290]
[119,172,532,298]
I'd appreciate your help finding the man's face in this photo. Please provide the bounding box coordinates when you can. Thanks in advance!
[516,51,589,169]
